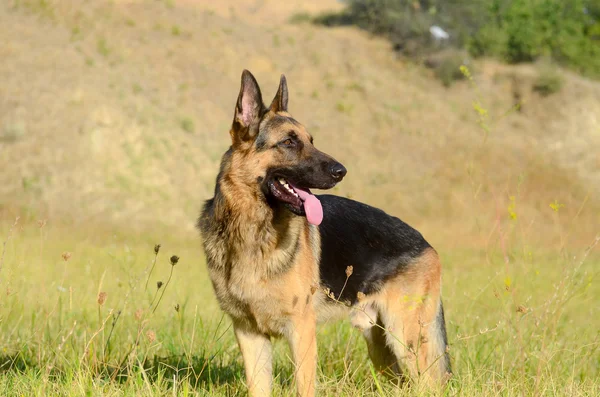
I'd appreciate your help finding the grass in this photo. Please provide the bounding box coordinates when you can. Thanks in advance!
[0,215,598,396]
[1,1,600,395]
[180,117,195,134]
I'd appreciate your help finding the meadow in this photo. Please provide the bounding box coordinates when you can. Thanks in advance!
[1,0,599,395]
[0,209,598,396]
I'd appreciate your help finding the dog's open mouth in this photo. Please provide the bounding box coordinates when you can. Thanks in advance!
[268,177,323,225]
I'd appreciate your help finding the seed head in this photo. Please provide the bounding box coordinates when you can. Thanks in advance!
[135,308,143,321]
[345,265,353,278]
[157,281,163,289]
[97,291,107,306]
[146,330,156,343]
[174,304,180,312]
[154,244,161,254]
[170,255,179,266]
[62,252,72,262]
[516,305,528,314]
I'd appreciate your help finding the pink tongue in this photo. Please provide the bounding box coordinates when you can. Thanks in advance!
[290,184,323,226]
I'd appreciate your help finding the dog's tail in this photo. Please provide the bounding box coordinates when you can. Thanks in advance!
[430,299,451,379]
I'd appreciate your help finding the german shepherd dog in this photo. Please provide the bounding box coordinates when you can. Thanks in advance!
[198,70,451,396]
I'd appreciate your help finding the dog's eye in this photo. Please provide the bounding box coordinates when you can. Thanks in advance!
[281,138,294,147]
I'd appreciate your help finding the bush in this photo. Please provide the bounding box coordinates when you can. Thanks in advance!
[314,0,438,57]
[469,25,508,58]
[314,0,600,80]
[425,50,471,87]
[533,65,564,96]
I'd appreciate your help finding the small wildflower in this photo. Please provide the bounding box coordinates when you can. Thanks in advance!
[157,281,163,289]
[459,65,472,81]
[174,304,180,312]
[345,265,353,278]
[146,330,156,343]
[549,200,564,212]
[97,292,107,306]
[508,195,517,220]
[62,252,72,261]
[154,244,161,254]
[170,255,179,266]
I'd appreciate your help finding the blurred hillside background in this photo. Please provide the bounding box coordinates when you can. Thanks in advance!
[1,0,598,247]
[1,1,599,395]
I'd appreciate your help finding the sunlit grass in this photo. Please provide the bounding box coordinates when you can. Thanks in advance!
[0,217,597,395]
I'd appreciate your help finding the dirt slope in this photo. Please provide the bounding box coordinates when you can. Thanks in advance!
[1,0,598,244]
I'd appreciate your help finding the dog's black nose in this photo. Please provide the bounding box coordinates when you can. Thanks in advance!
[330,163,347,179]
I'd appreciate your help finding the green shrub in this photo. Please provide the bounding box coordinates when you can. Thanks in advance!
[180,117,195,133]
[426,51,471,87]
[315,0,600,80]
[469,25,507,58]
[533,65,564,96]
[504,0,542,62]
[288,12,312,24]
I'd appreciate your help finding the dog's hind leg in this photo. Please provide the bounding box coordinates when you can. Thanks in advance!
[363,315,403,379]
[350,302,402,378]
[234,322,273,397]
[378,248,451,386]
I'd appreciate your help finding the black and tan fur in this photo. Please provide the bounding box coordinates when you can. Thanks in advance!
[198,70,451,396]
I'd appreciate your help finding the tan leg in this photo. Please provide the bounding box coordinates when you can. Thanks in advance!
[379,248,450,387]
[288,312,317,397]
[234,323,273,397]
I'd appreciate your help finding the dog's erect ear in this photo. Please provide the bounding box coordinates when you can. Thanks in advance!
[269,74,288,113]
[232,70,264,142]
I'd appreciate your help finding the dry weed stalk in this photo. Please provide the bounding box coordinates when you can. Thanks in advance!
[0,216,20,282]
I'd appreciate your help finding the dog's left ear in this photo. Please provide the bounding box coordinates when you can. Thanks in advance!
[269,74,288,113]
[232,70,265,145]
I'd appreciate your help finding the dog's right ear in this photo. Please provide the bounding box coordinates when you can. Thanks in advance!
[231,70,264,145]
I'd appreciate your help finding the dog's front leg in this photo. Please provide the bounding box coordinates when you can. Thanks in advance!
[234,322,273,397]
[288,312,317,397]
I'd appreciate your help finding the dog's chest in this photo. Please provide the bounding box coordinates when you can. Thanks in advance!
[208,261,300,333]
[204,239,317,335]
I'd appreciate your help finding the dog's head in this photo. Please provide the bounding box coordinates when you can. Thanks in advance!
[224,70,346,225]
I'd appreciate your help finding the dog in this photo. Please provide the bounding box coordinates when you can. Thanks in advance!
[198,70,451,396]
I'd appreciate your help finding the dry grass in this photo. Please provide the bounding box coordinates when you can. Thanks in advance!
[0,0,599,395]
[0,0,598,241]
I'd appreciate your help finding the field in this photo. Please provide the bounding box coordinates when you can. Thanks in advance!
[1,0,599,395]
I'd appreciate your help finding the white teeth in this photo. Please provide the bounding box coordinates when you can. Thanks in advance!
[277,178,299,197]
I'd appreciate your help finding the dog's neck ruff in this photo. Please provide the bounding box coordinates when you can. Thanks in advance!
[203,178,304,274]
